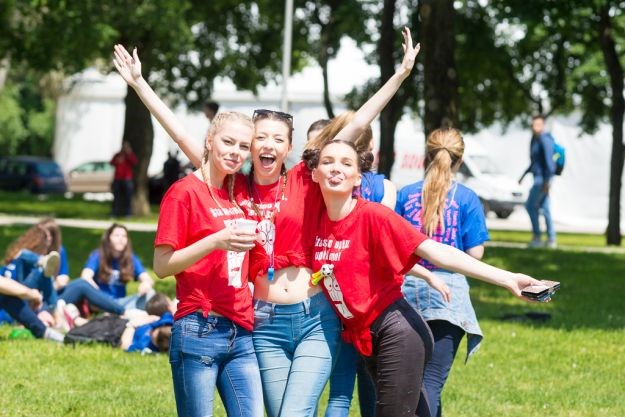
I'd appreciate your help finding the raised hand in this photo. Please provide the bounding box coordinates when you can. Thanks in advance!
[113,44,143,86]
[398,27,420,77]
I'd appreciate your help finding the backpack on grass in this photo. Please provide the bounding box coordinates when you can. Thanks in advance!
[64,315,128,347]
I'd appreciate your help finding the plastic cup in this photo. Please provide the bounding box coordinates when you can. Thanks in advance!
[236,219,258,233]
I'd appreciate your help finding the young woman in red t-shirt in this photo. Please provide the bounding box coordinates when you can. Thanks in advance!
[113,45,340,416]
[115,49,263,417]
[309,138,545,417]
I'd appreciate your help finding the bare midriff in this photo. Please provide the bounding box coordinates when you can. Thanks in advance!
[253,265,323,304]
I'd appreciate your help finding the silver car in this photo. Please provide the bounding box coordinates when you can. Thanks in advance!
[67,161,114,193]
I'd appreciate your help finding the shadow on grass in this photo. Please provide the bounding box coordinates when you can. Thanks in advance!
[473,247,625,331]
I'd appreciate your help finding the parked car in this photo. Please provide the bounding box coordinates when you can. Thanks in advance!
[391,138,525,219]
[0,156,67,194]
[456,152,525,219]
[67,161,114,193]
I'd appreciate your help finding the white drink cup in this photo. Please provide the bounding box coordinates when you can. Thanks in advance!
[236,219,258,233]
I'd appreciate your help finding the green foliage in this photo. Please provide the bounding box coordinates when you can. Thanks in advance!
[0,86,27,154]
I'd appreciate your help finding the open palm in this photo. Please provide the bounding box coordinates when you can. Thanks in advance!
[398,27,420,75]
[113,44,142,85]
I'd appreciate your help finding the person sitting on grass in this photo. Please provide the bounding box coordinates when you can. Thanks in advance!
[120,307,174,354]
[61,223,154,319]
[0,276,64,343]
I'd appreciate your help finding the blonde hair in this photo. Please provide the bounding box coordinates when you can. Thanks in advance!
[202,111,253,202]
[302,111,373,170]
[421,128,465,236]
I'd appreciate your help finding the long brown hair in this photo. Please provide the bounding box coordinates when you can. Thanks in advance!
[3,224,51,264]
[38,217,62,252]
[421,128,465,236]
[302,111,373,171]
[97,223,134,284]
[201,111,254,203]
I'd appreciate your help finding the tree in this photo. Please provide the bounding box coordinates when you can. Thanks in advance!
[420,0,458,136]
[490,0,625,245]
[4,1,304,215]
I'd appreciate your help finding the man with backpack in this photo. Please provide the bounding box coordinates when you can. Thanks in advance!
[519,114,559,248]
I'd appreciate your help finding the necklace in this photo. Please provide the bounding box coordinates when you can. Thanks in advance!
[201,161,238,214]
[248,165,288,281]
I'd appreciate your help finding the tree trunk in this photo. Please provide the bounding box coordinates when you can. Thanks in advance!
[123,86,154,217]
[420,0,458,137]
[319,9,335,119]
[598,5,624,246]
[377,0,399,178]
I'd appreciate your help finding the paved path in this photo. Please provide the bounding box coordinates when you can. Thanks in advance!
[0,214,157,232]
[2,210,624,254]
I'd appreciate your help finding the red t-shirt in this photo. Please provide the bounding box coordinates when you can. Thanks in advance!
[236,162,325,280]
[310,199,429,356]
[155,174,254,331]
[110,151,138,180]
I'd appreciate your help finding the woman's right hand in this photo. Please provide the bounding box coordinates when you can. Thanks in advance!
[213,223,257,252]
[113,44,143,86]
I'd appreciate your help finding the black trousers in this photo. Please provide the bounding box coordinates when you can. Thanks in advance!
[363,298,434,417]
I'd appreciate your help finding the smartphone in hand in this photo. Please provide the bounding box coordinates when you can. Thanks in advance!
[521,280,560,301]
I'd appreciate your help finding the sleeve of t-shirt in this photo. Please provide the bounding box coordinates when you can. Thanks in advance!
[394,187,407,216]
[461,190,490,250]
[59,245,70,276]
[84,250,100,272]
[374,208,428,275]
[154,190,190,251]
[131,254,147,280]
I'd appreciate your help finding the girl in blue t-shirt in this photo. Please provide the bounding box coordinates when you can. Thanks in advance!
[395,127,490,417]
[78,223,154,311]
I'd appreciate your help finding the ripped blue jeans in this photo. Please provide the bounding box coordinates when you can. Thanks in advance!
[169,312,264,417]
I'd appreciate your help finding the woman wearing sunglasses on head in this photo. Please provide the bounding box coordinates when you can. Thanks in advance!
[113,45,340,417]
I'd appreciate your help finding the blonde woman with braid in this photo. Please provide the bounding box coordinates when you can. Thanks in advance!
[395,127,489,417]
[150,111,262,417]
[114,44,340,417]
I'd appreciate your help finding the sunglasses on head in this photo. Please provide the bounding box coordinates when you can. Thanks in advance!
[252,109,293,124]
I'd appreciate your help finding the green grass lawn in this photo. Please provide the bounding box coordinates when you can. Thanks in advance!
[0,190,160,223]
[1,194,624,416]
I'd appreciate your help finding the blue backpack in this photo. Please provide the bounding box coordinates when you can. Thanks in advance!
[552,138,565,176]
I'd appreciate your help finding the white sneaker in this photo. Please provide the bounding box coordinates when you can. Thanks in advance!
[528,238,543,248]
[40,251,61,278]
[546,241,557,249]
[54,300,73,333]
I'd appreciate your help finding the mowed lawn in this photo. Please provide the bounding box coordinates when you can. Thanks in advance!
[1,218,624,416]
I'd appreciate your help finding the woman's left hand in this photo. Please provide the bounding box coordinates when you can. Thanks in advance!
[510,273,547,302]
[397,27,421,78]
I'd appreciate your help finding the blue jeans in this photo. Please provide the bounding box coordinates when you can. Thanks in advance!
[253,291,342,417]
[169,312,264,417]
[324,341,376,417]
[5,249,57,307]
[0,294,46,338]
[525,177,555,242]
[59,279,125,315]
[423,320,465,417]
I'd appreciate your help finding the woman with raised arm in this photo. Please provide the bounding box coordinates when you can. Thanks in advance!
[114,46,338,417]
[115,43,263,417]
